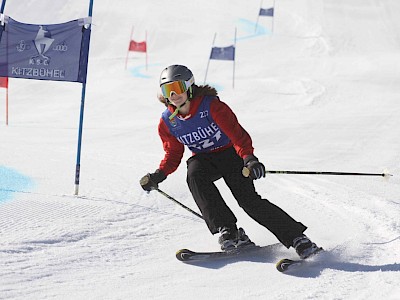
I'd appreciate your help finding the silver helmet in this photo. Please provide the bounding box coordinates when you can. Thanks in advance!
[159,65,195,99]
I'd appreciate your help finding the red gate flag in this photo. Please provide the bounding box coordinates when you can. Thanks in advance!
[129,40,147,52]
[125,29,148,70]
[0,77,7,88]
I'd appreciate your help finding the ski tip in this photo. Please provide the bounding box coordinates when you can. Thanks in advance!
[276,247,324,272]
[176,249,194,261]
[276,258,296,272]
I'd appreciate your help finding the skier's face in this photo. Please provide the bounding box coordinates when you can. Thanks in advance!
[169,91,188,107]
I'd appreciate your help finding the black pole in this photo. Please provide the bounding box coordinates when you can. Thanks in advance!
[265,170,392,177]
[156,188,204,220]
[242,167,392,178]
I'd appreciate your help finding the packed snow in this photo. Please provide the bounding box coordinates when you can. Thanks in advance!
[0,0,399,299]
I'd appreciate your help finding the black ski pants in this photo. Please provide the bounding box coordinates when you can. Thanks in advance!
[186,147,307,248]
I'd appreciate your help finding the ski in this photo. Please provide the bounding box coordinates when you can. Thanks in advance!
[276,248,324,272]
[176,244,269,262]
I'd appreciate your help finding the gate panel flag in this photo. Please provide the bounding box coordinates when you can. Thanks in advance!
[0,16,91,83]
[210,46,235,61]
[259,8,274,16]
[0,76,7,88]
[129,40,147,52]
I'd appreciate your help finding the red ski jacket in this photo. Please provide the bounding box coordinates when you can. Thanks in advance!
[158,96,254,175]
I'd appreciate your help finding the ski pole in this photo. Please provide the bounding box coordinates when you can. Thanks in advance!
[156,188,204,220]
[242,167,393,178]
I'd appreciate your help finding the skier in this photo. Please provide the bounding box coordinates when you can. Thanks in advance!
[140,64,321,259]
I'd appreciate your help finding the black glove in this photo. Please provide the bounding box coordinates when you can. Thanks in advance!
[243,155,266,180]
[140,169,167,192]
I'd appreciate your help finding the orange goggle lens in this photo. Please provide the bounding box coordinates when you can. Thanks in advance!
[161,80,188,98]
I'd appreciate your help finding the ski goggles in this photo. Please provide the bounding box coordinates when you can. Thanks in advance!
[160,76,194,98]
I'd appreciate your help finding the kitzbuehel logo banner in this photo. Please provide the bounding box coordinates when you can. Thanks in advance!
[0,16,91,83]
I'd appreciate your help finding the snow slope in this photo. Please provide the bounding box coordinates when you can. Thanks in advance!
[1,0,399,299]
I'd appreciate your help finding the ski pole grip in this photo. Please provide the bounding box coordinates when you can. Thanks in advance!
[242,167,250,177]
[140,175,150,185]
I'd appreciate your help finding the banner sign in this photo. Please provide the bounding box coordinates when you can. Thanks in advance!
[259,8,274,16]
[210,46,235,61]
[0,16,91,83]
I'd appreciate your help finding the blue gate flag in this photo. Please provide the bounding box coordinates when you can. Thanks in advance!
[210,46,235,61]
[0,16,91,83]
[259,7,274,16]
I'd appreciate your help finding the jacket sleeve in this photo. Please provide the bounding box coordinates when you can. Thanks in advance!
[210,98,254,158]
[158,118,185,175]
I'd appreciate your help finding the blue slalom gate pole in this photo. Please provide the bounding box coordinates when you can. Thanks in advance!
[74,0,94,195]
[0,0,7,13]
[74,83,87,195]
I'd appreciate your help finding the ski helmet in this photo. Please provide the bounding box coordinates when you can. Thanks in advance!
[159,65,195,99]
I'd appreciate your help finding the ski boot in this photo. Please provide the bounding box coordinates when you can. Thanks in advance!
[293,235,322,259]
